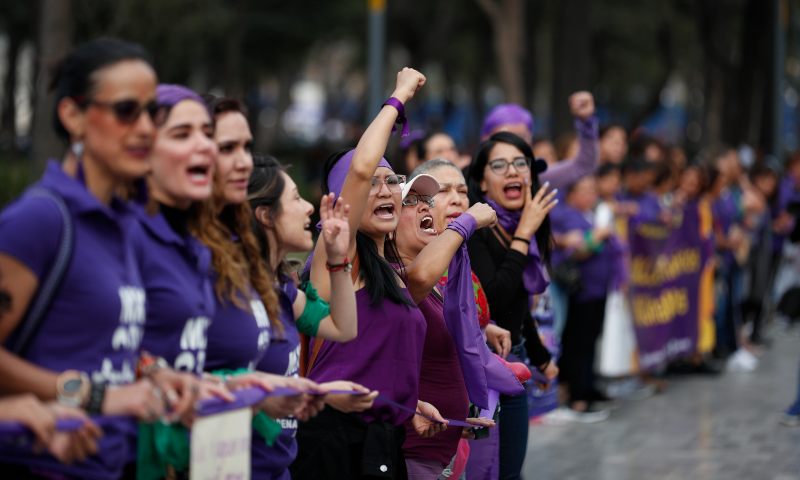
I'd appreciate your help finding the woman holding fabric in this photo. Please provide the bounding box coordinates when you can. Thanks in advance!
[391,168,501,478]
[243,150,375,477]
[465,131,561,479]
[292,68,448,480]
[0,39,201,479]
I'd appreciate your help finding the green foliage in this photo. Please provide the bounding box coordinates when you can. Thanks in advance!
[0,153,37,207]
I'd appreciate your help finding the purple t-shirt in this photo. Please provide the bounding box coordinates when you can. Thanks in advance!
[251,278,301,479]
[204,289,271,372]
[0,161,142,479]
[550,204,617,301]
[134,205,215,375]
[402,292,468,466]
[308,288,427,426]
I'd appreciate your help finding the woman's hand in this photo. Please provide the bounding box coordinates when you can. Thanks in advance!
[569,91,595,120]
[390,68,426,104]
[485,324,512,358]
[465,203,498,230]
[412,401,448,438]
[460,416,496,439]
[148,368,202,423]
[320,380,378,413]
[44,404,102,464]
[0,394,57,445]
[102,379,166,422]
[515,181,559,239]
[320,193,351,263]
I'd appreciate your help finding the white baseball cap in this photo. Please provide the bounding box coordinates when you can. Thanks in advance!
[401,173,440,201]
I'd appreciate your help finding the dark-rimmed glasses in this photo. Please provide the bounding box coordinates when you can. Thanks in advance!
[488,157,531,175]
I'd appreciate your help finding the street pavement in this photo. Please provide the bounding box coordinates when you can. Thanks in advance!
[523,326,800,480]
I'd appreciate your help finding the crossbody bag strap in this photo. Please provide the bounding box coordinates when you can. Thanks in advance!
[9,187,74,355]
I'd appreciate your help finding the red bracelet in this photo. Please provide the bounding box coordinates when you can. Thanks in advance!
[326,256,352,273]
[136,351,168,379]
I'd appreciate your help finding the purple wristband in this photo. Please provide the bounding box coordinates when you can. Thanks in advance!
[383,97,410,137]
[446,212,478,240]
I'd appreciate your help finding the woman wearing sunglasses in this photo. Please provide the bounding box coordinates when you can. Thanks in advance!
[465,132,561,480]
[0,38,177,479]
[292,68,445,480]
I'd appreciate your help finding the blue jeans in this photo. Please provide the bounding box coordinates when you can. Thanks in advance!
[788,356,800,416]
[498,344,530,480]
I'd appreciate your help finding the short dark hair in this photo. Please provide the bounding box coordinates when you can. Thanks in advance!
[51,37,152,141]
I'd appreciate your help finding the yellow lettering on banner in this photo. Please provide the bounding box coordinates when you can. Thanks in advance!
[636,224,670,239]
[631,288,689,327]
[630,248,701,286]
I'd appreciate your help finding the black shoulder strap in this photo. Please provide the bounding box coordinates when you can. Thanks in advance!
[8,187,74,355]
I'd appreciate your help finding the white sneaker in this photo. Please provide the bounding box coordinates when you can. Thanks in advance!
[726,349,758,372]
[780,414,800,427]
[541,406,610,424]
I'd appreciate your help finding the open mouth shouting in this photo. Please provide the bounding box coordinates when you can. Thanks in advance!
[503,181,524,200]
[419,214,437,236]
[373,202,396,220]
[187,161,212,187]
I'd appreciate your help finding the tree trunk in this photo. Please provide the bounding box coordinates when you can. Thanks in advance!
[30,0,72,171]
[0,31,21,149]
[551,0,592,137]
[476,0,527,105]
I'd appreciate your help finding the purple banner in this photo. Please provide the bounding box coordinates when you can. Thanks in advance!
[628,204,705,371]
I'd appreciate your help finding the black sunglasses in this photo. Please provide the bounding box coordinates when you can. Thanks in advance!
[78,96,160,124]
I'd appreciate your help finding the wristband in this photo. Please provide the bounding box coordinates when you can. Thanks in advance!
[326,256,352,273]
[511,236,531,245]
[86,381,107,414]
[383,97,410,137]
[446,213,477,241]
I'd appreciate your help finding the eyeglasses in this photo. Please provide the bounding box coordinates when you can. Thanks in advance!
[79,97,160,124]
[488,157,530,175]
[370,174,406,193]
[402,193,434,208]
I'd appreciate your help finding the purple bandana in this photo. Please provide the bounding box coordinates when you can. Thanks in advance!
[326,149,393,198]
[481,104,534,139]
[444,213,525,410]
[484,197,549,295]
[156,84,208,111]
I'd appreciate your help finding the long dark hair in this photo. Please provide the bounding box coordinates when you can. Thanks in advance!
[321,150,412,306]
[467,131,552,263]
[248,155,290,277]
[51,37,152,141]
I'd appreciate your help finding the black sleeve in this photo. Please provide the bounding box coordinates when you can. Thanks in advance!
[467,232,528,309]
[523,318,552,368]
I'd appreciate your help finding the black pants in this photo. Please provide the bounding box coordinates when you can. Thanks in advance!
[291,407,408,480]
[558,296,606,405]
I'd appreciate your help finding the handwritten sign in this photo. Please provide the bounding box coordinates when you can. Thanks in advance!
[191,407,252,480]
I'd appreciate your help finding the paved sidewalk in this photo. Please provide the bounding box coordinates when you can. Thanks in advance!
[524,327,800,480]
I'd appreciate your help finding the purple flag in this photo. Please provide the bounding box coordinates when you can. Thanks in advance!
[444,214,525,410]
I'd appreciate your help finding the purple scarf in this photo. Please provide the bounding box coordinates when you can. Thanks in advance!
[444,214,525,410]
[484,198,549,295]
